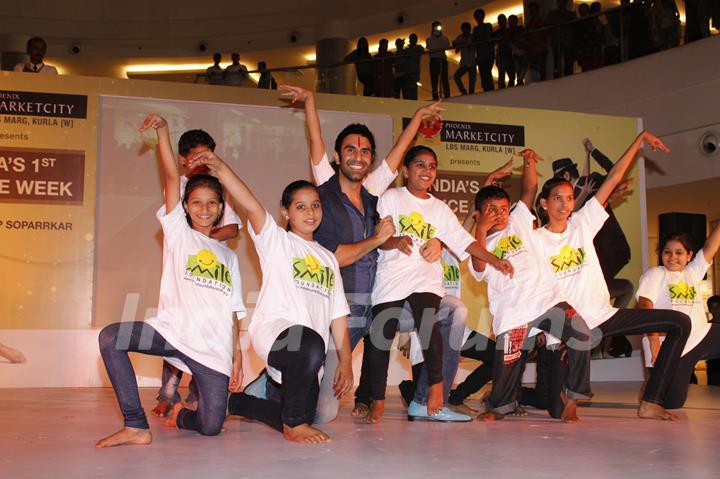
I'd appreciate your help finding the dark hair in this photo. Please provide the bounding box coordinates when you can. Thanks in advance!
[27,37,47,51]
[357,37,370,55]
[461,22,471,31]
[708,295,720,308]
[474,9,486,21]
[657,232,695,255]
[178,129,216,157]
[403,145,437,167]
[182,174,225,227]
[281,180,319,209]
[475,185,510,210]
[334,124,376,157]
[539,177,573,201]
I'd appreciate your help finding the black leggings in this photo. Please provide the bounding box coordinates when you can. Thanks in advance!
[228,325,324,431]
[663,323,720,409]
[449,331,495,405]
[598,308,691,404]
[366,292,443,401]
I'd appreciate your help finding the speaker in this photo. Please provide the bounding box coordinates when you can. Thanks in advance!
[658,212,707,256]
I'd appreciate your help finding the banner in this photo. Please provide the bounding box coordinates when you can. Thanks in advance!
[0,88,95,329]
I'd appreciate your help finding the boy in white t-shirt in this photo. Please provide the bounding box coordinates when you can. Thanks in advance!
[140,115,242,417]
[470,149,593,423]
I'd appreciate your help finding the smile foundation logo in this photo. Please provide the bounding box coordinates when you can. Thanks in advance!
[493,234,524,260]
[669,281,697,302]
[549,245,587,277]
[442,258,460,285]
[399,211,437,243]
[185,249,232,294]
[292,254,335,297]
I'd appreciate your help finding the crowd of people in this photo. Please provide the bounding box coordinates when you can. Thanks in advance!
[204,52,278,89]
[343,1,718,99]
[94,85,720,449]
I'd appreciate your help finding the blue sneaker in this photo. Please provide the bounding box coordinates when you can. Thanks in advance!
[407,400,472,422]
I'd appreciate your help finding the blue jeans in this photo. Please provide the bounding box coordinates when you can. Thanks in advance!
[98,322,228,435]
[407,295,467,405]
[314,296,373,424]
[156,360,198,404]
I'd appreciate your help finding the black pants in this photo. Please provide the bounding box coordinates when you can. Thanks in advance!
[663,324,720,408]
[486,302,592,414]
[429,58,450,100]
[367,293,443,401]
[228,325,324,431]
[449,331,495,405]
[477,58,495,92]
[599,308,690,404]
[520,345,567,418]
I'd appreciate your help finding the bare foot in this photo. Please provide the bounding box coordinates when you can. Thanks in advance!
[508,405,529,417]
[283,424,331,444]
[364,400,385,424]
[151,401,172,417]
[163,402,184,428]
[351,401,370,417]
[477,411,505,422]
[0,344,26,364]
[638,400,678,421]
[96,427,152,448]
[560,393,579,423]
[427,382,443,416]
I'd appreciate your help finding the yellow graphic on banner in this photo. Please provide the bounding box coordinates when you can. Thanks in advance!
[549,245,587,274]
[399,211,437,242]
[669,281,697,301]
[493,234,524,259]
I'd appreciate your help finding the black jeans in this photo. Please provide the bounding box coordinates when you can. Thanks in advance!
[98,322,228,435]
[520,345,566,418]
[366,292,443,401]
[598,308,691,404]
[664,324,720,408]
[228,325,324,431]
[449,331,495,405]
[486,302,592,414]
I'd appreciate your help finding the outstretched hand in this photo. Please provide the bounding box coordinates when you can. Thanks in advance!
[416,101,445,121]
[641,131,670,153]
[279,84,314,104]
[138,113,167,132]
[484,159,513,186]
[517,148,543,165]
[186,150,226,177]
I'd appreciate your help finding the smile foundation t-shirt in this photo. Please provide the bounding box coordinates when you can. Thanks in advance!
[248,211,350,384]
[146,203,246,377]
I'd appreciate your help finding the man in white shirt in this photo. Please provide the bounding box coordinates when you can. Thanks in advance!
[14,37,59,74]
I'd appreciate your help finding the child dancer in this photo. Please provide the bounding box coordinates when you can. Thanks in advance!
[637,222,720,408]
[96,117,246,448]
[535,131,691,420]
[470,150,594,423]
[138,115,242,417]
[187,153,354,444]
[365,145,514,423]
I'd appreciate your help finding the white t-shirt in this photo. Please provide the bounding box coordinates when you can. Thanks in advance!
[372,187,475,305]
[469,201,563,336]
[535,197,615,330]
[312,152,397,196]
[637,253,712,357]
[248,211,350,383]
[146,203,246,377]
[180,175,241,231]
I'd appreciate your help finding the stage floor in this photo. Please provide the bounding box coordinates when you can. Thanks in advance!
[1,382,719,478]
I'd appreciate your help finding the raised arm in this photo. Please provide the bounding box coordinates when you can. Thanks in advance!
[384,102,445,173]
[518,149,541,209]
[139,113,180,212]
[584,138,614,173]
[483,159,513,188]
[187,152,266,233]
[702,221,720,263]
[594,131,669,206]
[279,85,326,166]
